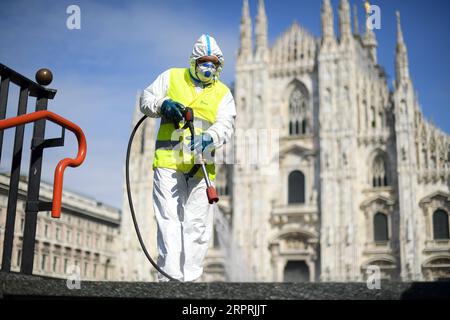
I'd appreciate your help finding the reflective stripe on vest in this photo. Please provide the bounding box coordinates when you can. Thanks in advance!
[153,68,229,181]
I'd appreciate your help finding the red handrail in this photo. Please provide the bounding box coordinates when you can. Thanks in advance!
[0,110,87,218]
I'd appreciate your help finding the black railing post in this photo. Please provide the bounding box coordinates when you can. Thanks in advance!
[20,95,48,274]
[0,75,10,162]
[1,86,29,272]
[0,64,57,275]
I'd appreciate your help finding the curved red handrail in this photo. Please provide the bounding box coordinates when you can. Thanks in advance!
[0,110,87,218]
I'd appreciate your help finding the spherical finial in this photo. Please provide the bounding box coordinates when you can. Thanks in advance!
[35,68,53,86]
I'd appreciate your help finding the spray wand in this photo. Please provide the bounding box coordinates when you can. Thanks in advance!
[180,107,219,204]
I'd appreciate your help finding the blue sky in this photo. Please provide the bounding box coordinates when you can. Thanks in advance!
[0,0,449,209]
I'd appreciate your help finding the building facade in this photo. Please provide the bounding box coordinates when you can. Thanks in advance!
[120,0,450,282]
[231,0,450,282]
[0,173,121,280]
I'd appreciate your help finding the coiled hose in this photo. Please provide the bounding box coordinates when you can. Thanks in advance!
[125,115,179,282]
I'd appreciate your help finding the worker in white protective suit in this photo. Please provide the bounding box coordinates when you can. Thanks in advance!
[140,34,236,282]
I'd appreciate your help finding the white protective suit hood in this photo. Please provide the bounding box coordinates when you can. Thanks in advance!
[189,34,224,85]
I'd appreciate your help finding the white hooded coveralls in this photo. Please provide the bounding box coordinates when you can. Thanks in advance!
[140,35,236,282]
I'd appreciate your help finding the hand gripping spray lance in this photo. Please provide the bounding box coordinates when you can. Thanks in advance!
[125,106,219,282]
[180,106,219,204]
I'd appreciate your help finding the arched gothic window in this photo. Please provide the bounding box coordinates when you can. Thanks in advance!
[288,171,305,204]
[372,154,389,188]
[289,86,309,136]
[374,212,389,242]
[433,210,450,240]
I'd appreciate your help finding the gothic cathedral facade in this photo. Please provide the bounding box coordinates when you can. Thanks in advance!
[231,0,450,282]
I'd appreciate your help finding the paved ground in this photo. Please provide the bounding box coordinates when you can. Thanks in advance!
[0,272,449,300]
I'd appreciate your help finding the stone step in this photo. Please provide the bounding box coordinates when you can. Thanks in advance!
[1,272,449,300]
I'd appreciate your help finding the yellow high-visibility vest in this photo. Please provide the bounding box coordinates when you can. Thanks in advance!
[153,68,229,181]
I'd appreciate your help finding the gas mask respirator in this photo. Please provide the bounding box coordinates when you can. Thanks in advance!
[195,61,218,84]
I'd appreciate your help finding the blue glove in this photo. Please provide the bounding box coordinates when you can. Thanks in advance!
[160,99,184,123]
[190,132,214,154]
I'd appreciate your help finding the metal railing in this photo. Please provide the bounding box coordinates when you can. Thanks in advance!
[0,63,87,274]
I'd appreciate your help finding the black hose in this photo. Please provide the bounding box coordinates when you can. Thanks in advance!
[125,115,179,282]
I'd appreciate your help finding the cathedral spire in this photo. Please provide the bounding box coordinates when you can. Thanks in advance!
[255,0,268,60]
[338,0,352,44]
[353,4,359,35]
[238,0,252,60]
[396,11,410,86]
[397,11,405,44]
[363,1,378,62]
[321,0,336,48]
